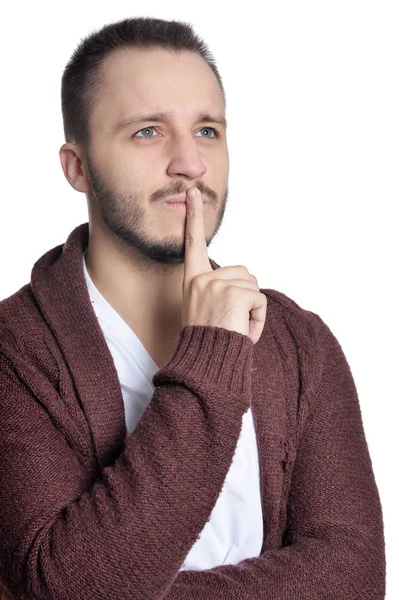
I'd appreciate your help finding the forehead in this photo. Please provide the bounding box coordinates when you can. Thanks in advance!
[91,47,225,128]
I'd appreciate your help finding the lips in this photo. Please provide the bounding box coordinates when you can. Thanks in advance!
[164,192,208,205]
[165,193,189,204]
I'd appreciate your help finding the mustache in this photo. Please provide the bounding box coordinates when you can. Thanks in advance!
[151,181,217,203]
[86,155,219,205]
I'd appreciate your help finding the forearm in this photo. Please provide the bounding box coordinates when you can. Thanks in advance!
[163,527,385,600]
[164,317,385,600]
[0,327,254,600]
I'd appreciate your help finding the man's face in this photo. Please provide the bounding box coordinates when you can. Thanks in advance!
[85,47,229,265]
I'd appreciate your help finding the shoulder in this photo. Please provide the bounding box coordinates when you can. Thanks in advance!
[0,285,59,386]
[261,287,330,345]
[259,288,339,400]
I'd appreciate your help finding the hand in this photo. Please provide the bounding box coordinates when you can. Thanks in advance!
[182,187,267,344]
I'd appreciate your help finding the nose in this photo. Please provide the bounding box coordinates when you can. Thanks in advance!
[166,135,207,180]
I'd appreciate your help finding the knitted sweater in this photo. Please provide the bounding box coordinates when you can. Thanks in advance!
[0,223,385,599]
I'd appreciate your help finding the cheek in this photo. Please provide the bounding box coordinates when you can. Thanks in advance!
[215,145,229,173]
[102,153,140,188]
[216,152,229,185]
[88,143,121,183]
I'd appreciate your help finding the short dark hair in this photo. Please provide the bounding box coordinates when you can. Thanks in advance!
[61,17,225,148]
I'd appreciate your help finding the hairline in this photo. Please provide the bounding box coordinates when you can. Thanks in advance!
[82,45,226,147]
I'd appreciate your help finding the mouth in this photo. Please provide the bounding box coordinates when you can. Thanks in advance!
[164,193,188,204]
[162,193,209,212]
[164,202,188,212]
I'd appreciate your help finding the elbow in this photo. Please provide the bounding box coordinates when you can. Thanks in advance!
[333,525,386,599]
[353,530,386,598]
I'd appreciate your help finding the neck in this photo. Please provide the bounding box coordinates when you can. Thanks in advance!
[85,222,184,337]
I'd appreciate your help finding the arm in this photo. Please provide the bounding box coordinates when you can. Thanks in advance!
[0,326,253,600]
[163,317,386,600]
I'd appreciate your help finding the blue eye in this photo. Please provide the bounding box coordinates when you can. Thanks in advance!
[134,127,157,138]
[196,127,217,138]
[133,125,219,139]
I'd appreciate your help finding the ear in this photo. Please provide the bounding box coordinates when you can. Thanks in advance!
[59,143,91,193]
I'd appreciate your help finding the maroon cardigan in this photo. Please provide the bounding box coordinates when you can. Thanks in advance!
[0,223,385,599]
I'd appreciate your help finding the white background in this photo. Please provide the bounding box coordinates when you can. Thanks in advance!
[0,1,397,597]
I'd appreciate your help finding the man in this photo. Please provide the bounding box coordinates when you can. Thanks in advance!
[0,17,385,600]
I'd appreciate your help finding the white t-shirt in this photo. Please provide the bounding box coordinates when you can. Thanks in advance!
[83,251,264,570]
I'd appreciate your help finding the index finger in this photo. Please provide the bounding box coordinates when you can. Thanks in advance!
[184,187,212,284]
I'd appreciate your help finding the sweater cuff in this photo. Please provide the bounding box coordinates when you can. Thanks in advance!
[153,325,254,400]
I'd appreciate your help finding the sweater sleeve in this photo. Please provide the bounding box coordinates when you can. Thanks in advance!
[162,316,386,600]
[0,326,253,600]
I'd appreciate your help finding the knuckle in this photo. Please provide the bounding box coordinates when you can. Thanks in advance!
[208,277,220,292]
[225,286,238,302]
[188,273,202,292]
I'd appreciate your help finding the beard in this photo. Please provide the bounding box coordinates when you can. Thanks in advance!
[86,153,228,266]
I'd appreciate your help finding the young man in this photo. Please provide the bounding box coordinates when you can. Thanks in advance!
[0,17,385,600]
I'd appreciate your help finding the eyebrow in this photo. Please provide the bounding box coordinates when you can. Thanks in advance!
[113,111,228,133]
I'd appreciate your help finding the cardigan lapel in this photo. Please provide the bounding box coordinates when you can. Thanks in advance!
[31,223,127,471]
[30,222,221,472]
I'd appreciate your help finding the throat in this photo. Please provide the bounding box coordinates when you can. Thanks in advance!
[142,330,182,370]
[127,316,183,371]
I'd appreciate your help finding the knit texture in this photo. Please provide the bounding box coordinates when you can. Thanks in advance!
[0,223,385,599]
